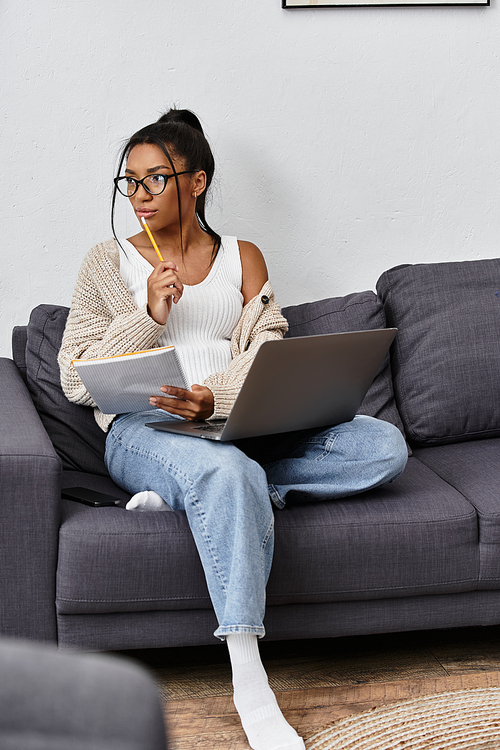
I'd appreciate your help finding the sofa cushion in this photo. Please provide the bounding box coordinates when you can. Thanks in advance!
[24,305,108,476]
[377,259,500,446]
[55,457,478,615]
[12,326,28,382]
[268,457,478,605]
[282,292,407,442]
[414,439,500,586]
[56,498,212,615]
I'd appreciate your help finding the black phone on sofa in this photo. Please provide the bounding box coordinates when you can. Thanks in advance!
[62,487,121,507]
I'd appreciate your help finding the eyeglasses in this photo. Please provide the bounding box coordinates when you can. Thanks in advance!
[114,171,197,197]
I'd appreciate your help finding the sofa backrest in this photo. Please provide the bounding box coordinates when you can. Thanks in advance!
[377,258,500,447]
[12,327,28,382]
[13,292,406,476]
[13,305,108,476]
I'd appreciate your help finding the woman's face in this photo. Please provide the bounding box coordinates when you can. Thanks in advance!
[124,143,195,233]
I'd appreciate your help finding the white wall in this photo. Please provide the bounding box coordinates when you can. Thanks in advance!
[1,0,498,356]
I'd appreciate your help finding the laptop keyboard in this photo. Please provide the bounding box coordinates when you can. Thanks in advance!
[193,423,225,433]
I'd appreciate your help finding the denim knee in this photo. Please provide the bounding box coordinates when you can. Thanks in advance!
[369,418,408,482]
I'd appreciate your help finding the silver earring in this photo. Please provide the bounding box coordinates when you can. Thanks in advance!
[194,192,197,199]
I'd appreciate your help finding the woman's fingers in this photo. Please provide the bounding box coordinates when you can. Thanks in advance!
[147,262,183,324]
[150,384,215,421]
[156,261,183,301]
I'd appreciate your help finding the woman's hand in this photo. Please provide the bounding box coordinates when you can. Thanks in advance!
[147,262,183,325]
[150,384,215,421]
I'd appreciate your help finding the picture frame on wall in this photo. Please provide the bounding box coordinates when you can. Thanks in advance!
[283,0,488,6]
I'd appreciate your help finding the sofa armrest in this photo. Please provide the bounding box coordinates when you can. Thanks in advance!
[0,639,168,749]
[0,358,61,642]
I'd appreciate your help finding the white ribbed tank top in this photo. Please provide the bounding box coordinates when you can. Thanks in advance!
[118,236,244,386]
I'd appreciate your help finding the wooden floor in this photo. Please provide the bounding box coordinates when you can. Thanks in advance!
[163,672,500,749]
[122,625,500,749]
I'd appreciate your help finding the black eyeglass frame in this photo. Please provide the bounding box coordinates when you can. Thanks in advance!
[114,171,197,197]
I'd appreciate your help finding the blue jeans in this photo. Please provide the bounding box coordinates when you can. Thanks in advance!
[105,412,407,639]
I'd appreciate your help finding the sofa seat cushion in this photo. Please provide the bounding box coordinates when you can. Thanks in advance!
[282,292,407,442]
[377,259,500,446]
[267,457,478,604]
[56,494,211,616]
[414,439,500,586]
[56,459,479,616]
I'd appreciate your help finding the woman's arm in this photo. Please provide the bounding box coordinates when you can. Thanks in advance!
[58,242,166,408]
[239,241,269,305]
[204,280,289,418]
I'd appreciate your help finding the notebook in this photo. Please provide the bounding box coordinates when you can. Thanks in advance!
[72,346,190,415]
[145,328,397,441]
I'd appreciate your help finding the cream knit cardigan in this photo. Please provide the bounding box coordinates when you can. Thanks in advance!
[58,239,289,432]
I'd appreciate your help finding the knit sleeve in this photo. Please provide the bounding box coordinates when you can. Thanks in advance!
[204,281,288,418]
[58,241,166,411]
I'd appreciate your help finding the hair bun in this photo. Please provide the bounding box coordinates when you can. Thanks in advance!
[157,108,204,134]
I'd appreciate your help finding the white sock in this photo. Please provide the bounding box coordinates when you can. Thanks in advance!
[226,633,305,750]
[125,491,171,511]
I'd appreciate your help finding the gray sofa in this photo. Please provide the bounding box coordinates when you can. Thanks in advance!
[0,638,167,749]
[1,257,500,652]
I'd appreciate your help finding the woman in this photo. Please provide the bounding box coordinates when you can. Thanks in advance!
[58,108,407,750]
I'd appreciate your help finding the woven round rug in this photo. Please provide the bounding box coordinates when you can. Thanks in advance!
[304,687,500,749]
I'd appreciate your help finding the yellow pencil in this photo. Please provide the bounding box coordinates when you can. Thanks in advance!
[141,217,164,262]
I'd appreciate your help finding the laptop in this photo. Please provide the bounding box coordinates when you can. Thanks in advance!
[145,328,397,442]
